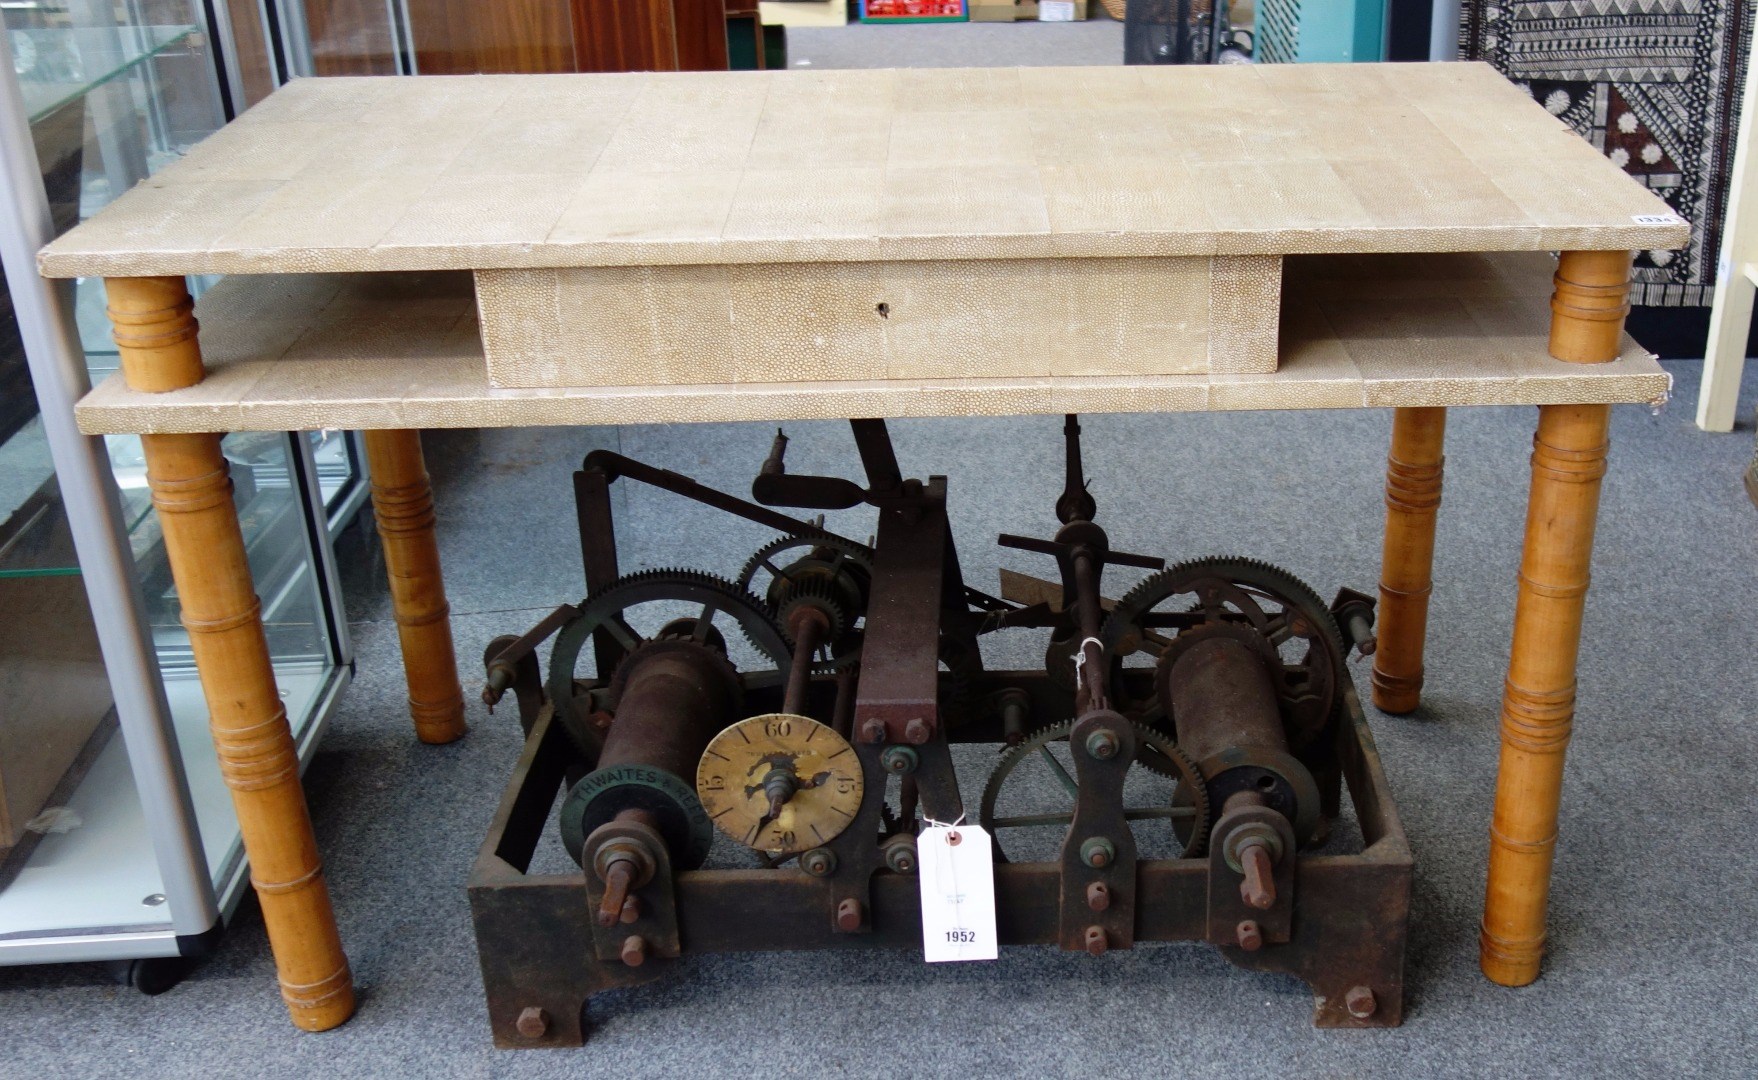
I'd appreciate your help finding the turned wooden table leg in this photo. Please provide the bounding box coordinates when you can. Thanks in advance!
[109,276,354,1030]
[362,430,466,745]
[1480,250,1628,987]
[1372,407,1446,715]
[1547,249,1632,364]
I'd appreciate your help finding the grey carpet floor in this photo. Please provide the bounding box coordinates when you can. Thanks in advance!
[4,363,1754,1079]
[8,20,1758,1080]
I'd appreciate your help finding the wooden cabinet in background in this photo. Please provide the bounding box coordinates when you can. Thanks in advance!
[346,0,741,75]
[219,0,750,107]
[405,0,576,74]
[571,0,731,72]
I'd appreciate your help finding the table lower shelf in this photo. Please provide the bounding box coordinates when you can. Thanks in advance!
[74,251,1671,435]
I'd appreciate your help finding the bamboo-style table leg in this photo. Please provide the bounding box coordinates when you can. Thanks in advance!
[108,276,354,1030]
[362,430,467,745]
[1372,407,1446,714]
[1480,250,1628,986]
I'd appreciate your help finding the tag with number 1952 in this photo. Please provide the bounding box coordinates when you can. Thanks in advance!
[917,823,998,962]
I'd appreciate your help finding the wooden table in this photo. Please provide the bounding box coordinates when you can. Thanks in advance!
[40,63,1688,1031]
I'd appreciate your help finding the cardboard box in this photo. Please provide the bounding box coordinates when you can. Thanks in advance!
[970,0,1088,20]
[0,489,115,859]
[1033,0,1087,19]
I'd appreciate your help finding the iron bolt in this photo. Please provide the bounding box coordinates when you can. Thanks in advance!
[1080,836,1116,869]
[1345,985,1377,1020]
[1237,839,1277,911]
[880,745,920,775]
[482,665,513,709]
[836,897,863,932]
[1086,881,1111,912]
[1236,920,1263,952]
[620,935,648,968]
[801,847,838,877]
[904,717,931,745]
[515,1006,550,1039]
[1084,925,1108,956]
[998,689,1031,746]
[595,854,638,928]
[1347,613,1377,657]
[860,718,887,744]
[1085,728,1120,760]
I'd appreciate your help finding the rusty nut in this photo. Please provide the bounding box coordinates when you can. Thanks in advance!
[1236,919,1263,952]
[882,834,919,875]
[1086,881,1111,912]
[903,717,931,745]
[836,897,863,932]
[880,745,919,775]
[515,1006,550,1039]
[1345,985,1377,1019]
[1079,836,1116,869]
[620,935,648,968]
[1084,925,1108,956]
[1085,728,1120,760]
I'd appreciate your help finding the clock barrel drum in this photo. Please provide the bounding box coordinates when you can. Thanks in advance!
[559,639,740,871]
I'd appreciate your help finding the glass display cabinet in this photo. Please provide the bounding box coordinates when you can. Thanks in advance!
[0,2,358,991]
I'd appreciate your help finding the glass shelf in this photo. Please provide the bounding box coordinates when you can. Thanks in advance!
[0,476,83,579]
[13,25,201,126]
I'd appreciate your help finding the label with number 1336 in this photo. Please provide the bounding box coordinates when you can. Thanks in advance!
[917,823,998,962]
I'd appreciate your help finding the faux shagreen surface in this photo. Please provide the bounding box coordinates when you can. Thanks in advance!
[36,63,1689,279]
[73,252,1672,436]
[476,254,1279,388]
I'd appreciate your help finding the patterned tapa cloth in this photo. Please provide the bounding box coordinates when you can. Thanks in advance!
[1463,0,1755,308]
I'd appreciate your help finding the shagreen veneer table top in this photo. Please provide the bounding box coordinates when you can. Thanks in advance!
[38,63,1684,275]
[40,63,1689,1035]
[42,64,1688,399]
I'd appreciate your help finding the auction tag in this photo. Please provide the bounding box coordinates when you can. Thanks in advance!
[917,823,998,962]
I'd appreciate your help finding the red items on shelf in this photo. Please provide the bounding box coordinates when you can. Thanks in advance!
[859,0,969,22]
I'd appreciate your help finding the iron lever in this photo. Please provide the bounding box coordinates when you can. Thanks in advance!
[996,533,1166,572]
[751,428,876,510]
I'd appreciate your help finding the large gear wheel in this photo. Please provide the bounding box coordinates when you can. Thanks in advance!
[737,531,874,592]
[1100,556,1347,751]
[978,719,1210,861]
[738,532,874,672]
[546,569,792,756]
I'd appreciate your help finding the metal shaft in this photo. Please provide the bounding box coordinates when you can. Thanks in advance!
[1072,547,1108,712]
[783,607,828,717]
[831,665,857,739]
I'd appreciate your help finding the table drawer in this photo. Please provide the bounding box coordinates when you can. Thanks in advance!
[475,255,1281,389]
